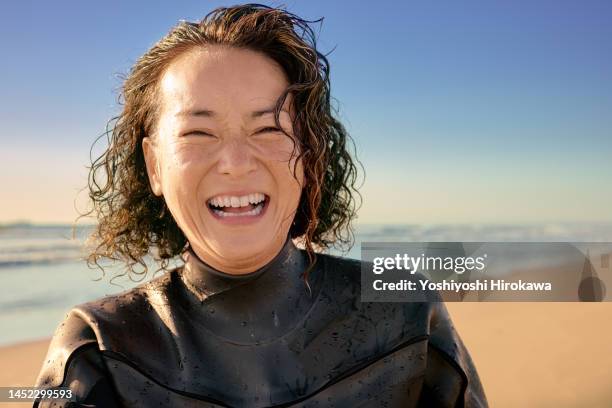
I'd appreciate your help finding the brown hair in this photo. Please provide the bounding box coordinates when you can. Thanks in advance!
[83,3,361,281]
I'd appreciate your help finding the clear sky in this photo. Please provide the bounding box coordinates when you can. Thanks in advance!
[1,0,610,224]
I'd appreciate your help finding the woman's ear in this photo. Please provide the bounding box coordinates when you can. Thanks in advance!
[142,137,163,196]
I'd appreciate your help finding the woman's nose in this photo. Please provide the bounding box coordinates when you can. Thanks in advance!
[216,138,257,177]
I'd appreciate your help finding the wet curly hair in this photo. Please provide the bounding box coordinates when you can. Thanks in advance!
[83,3,362,281]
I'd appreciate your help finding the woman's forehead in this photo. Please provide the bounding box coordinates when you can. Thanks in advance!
[159,46,290,118]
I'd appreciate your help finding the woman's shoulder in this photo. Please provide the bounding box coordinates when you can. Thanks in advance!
[308,251,448,349]
[309,250,363,284]
[304,251,487,405]
[35,268,180,388]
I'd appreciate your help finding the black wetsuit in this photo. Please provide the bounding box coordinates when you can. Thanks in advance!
[34,237,488,407]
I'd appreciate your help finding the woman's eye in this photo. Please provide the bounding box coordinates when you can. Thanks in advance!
[256,126,281,134]
[183,130,216,138]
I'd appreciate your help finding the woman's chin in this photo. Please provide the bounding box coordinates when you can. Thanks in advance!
[200,232,284,272]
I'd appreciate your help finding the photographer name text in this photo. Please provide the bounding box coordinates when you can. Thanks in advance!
[373,279,552,292]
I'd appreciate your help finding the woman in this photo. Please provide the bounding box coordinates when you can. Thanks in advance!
[35,4,487,407]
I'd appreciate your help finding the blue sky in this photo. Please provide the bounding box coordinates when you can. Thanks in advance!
[1,0,610,224]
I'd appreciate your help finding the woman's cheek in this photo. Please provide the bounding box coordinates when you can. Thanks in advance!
[249,133,297,160]
[277,160,304,210]
[170,144,216,172]
[159,152,207,202]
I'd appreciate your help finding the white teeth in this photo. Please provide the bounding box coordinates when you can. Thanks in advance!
[208,193,266,217]
[208,193,266,208]
[249,192,265,204]
[212,204,263,217]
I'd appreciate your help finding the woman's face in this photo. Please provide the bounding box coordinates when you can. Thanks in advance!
[142,46,304,274]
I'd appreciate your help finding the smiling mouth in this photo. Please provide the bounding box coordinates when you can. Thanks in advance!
[207,192,269,218]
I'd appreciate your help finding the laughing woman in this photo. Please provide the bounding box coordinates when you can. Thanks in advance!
[34,4,487,407]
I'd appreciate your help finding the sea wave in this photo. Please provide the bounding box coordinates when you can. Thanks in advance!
[0,225,89,269]
[2,222,612,269]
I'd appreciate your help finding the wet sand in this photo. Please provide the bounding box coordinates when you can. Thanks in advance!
[0,338,50,407]
[1,304,611,407]
[446,303,612,408]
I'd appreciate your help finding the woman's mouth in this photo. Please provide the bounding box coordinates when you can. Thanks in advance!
[207,192,269,220]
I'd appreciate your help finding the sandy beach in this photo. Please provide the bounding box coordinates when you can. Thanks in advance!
[0,338,51,407]
[446,303,612,407]
[1,303,611,407]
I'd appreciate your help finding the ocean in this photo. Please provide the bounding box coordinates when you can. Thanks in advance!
[1,222,611,346]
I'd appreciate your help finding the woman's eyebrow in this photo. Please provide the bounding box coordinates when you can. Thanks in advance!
[251,108,291,118]
[176,109,214,118]
[176,107,290,118]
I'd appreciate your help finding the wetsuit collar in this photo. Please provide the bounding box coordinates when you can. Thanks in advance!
[181,235,298,300]
[178,235,322,344]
